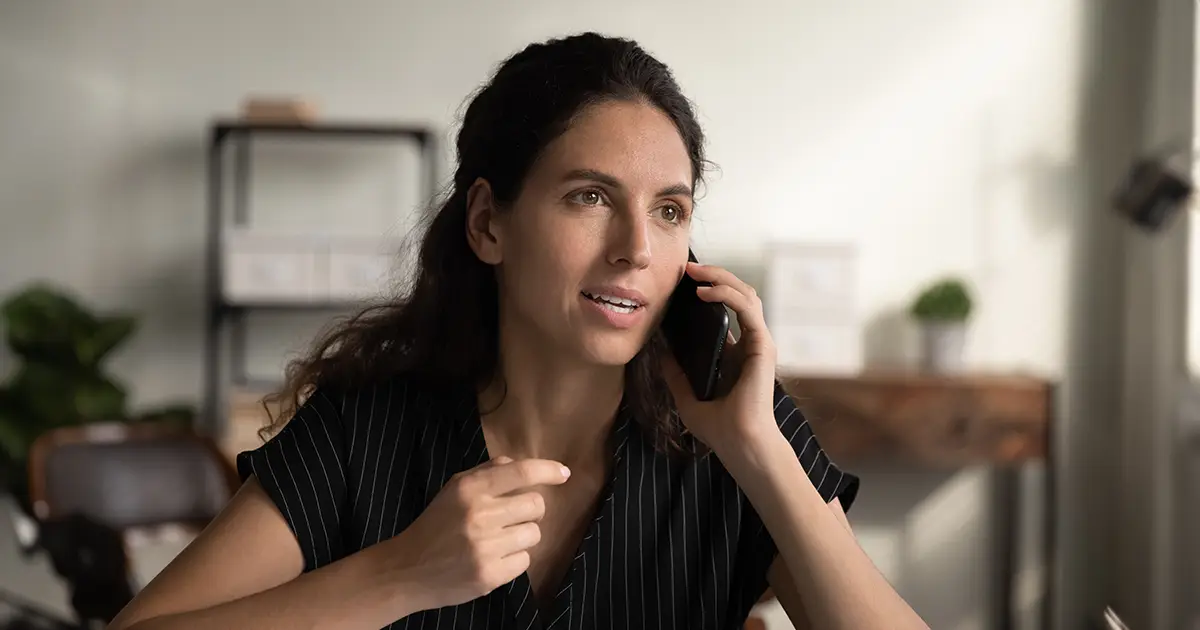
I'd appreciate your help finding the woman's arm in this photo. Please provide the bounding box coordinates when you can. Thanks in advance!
[661,262,925,629]
[721,433,928,630]
[761,499,850,630]
[109,457,566,630]
[108,478,421,630]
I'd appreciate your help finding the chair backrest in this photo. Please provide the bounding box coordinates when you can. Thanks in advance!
[28,422,240,530]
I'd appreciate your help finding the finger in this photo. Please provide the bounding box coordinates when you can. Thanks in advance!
[687,263,765,331]
[449,455,505,487]
[696,284,767,334]
[686,262,756,298]
[485,522,542,557]
[469,455,512,474]
[494,551,532,585]
[489,491,546,525]
[453,456,524,498]
[478,459,571,496]
[696,284,773,364]
[695,284,752,315]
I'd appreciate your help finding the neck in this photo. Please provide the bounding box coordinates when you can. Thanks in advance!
[478,322,624,469]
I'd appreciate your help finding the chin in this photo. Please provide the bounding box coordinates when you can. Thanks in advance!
[576,332,647,367]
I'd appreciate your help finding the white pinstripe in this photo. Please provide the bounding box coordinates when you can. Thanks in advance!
[241,379,858,630]
[287,435,330,565]
[372,383,407,545]
[360,383,394,547]
[314,392,348,487]
[275,440,316,568]
[352,387,377,511]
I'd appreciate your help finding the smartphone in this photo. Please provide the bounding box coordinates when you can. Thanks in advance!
[661,249,730,401]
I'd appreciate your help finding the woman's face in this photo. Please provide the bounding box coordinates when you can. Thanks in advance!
[469,99,694,367]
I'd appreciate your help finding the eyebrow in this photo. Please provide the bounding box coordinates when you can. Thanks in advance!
[563,168,692,198]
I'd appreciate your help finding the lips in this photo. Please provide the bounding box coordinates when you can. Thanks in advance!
[581,291,644,313]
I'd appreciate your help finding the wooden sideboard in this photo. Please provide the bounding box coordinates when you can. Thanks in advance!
[778,371,1054,468]
[773,371,1056,629]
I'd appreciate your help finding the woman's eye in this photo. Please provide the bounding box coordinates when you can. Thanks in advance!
[573,190,604,206]
[660,205,683,223]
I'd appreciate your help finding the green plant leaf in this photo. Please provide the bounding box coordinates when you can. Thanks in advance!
[3,286,93,364]
[0,282,141,477]
[0,389,35,464]
[77,315,137,367]
[8,361,80,427]
[74,374,128,422]
[0,415,31,466]
[2,284,137,369]
[7,362,127,427]
[910,278,974,321]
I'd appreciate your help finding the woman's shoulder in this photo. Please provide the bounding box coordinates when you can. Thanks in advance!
[242,373,471,470]
[306,372,473,436]
[234,372,472,572]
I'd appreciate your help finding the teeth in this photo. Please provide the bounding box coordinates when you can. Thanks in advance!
[583,292,641,311]
[596,301,635,314]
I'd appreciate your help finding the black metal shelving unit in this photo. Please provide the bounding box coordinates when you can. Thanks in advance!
[204,119,437,434]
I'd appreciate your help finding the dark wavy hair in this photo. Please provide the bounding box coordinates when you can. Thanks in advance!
[263,32,709,452]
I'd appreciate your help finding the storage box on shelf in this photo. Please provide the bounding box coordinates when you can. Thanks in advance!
[764,243,862,375]
[221,230,400,305]
[327,235,400,303]
[222,231,328,305]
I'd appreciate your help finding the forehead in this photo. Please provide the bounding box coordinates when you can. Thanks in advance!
[531,100,693,192]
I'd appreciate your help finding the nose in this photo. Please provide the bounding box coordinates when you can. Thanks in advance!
[606,212,652,269]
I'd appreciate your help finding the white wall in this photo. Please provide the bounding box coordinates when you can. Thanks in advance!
[0,1,1115,627]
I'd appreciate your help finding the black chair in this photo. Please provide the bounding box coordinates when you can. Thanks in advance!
[21,422,239,626]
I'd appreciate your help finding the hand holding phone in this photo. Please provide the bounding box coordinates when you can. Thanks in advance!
[660,249,731,401]
[659,254,785,453]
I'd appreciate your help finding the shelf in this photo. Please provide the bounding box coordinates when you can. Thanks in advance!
[218,299,370,313]
[212,119,433,144]
[778,370,1054,468]
[204,118,438,433]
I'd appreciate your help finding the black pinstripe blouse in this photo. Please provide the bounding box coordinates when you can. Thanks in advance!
[236,377,859,630]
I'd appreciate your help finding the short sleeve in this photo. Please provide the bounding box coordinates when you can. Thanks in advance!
[771,380,859,511]
[732,380,860,607]
[236,389,347,572]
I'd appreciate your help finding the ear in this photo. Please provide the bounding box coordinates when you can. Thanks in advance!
[465,177,505,265]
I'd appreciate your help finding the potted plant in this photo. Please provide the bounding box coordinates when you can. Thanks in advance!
[0,284,194,517]
[908,277,974,373]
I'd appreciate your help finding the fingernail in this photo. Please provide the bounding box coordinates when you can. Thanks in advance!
[495,456,512,464]
[561,466,571,479]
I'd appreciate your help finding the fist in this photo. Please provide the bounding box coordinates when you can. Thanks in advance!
[392,456,570,611]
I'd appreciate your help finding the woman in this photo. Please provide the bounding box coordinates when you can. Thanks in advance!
[110,33,926,630]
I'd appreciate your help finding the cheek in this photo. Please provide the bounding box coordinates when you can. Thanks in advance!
[515,207,604,269]
[651,257,683,301]
[501,211,590,300]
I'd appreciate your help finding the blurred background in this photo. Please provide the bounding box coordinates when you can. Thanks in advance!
[1,1,1197,628]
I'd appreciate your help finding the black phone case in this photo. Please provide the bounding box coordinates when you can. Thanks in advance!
[661,250,730,401]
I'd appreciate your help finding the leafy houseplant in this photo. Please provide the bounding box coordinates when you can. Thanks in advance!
[0,284,194,515]
[908,278,974,373]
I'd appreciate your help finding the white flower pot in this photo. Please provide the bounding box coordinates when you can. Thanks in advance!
[919,321,966,373]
